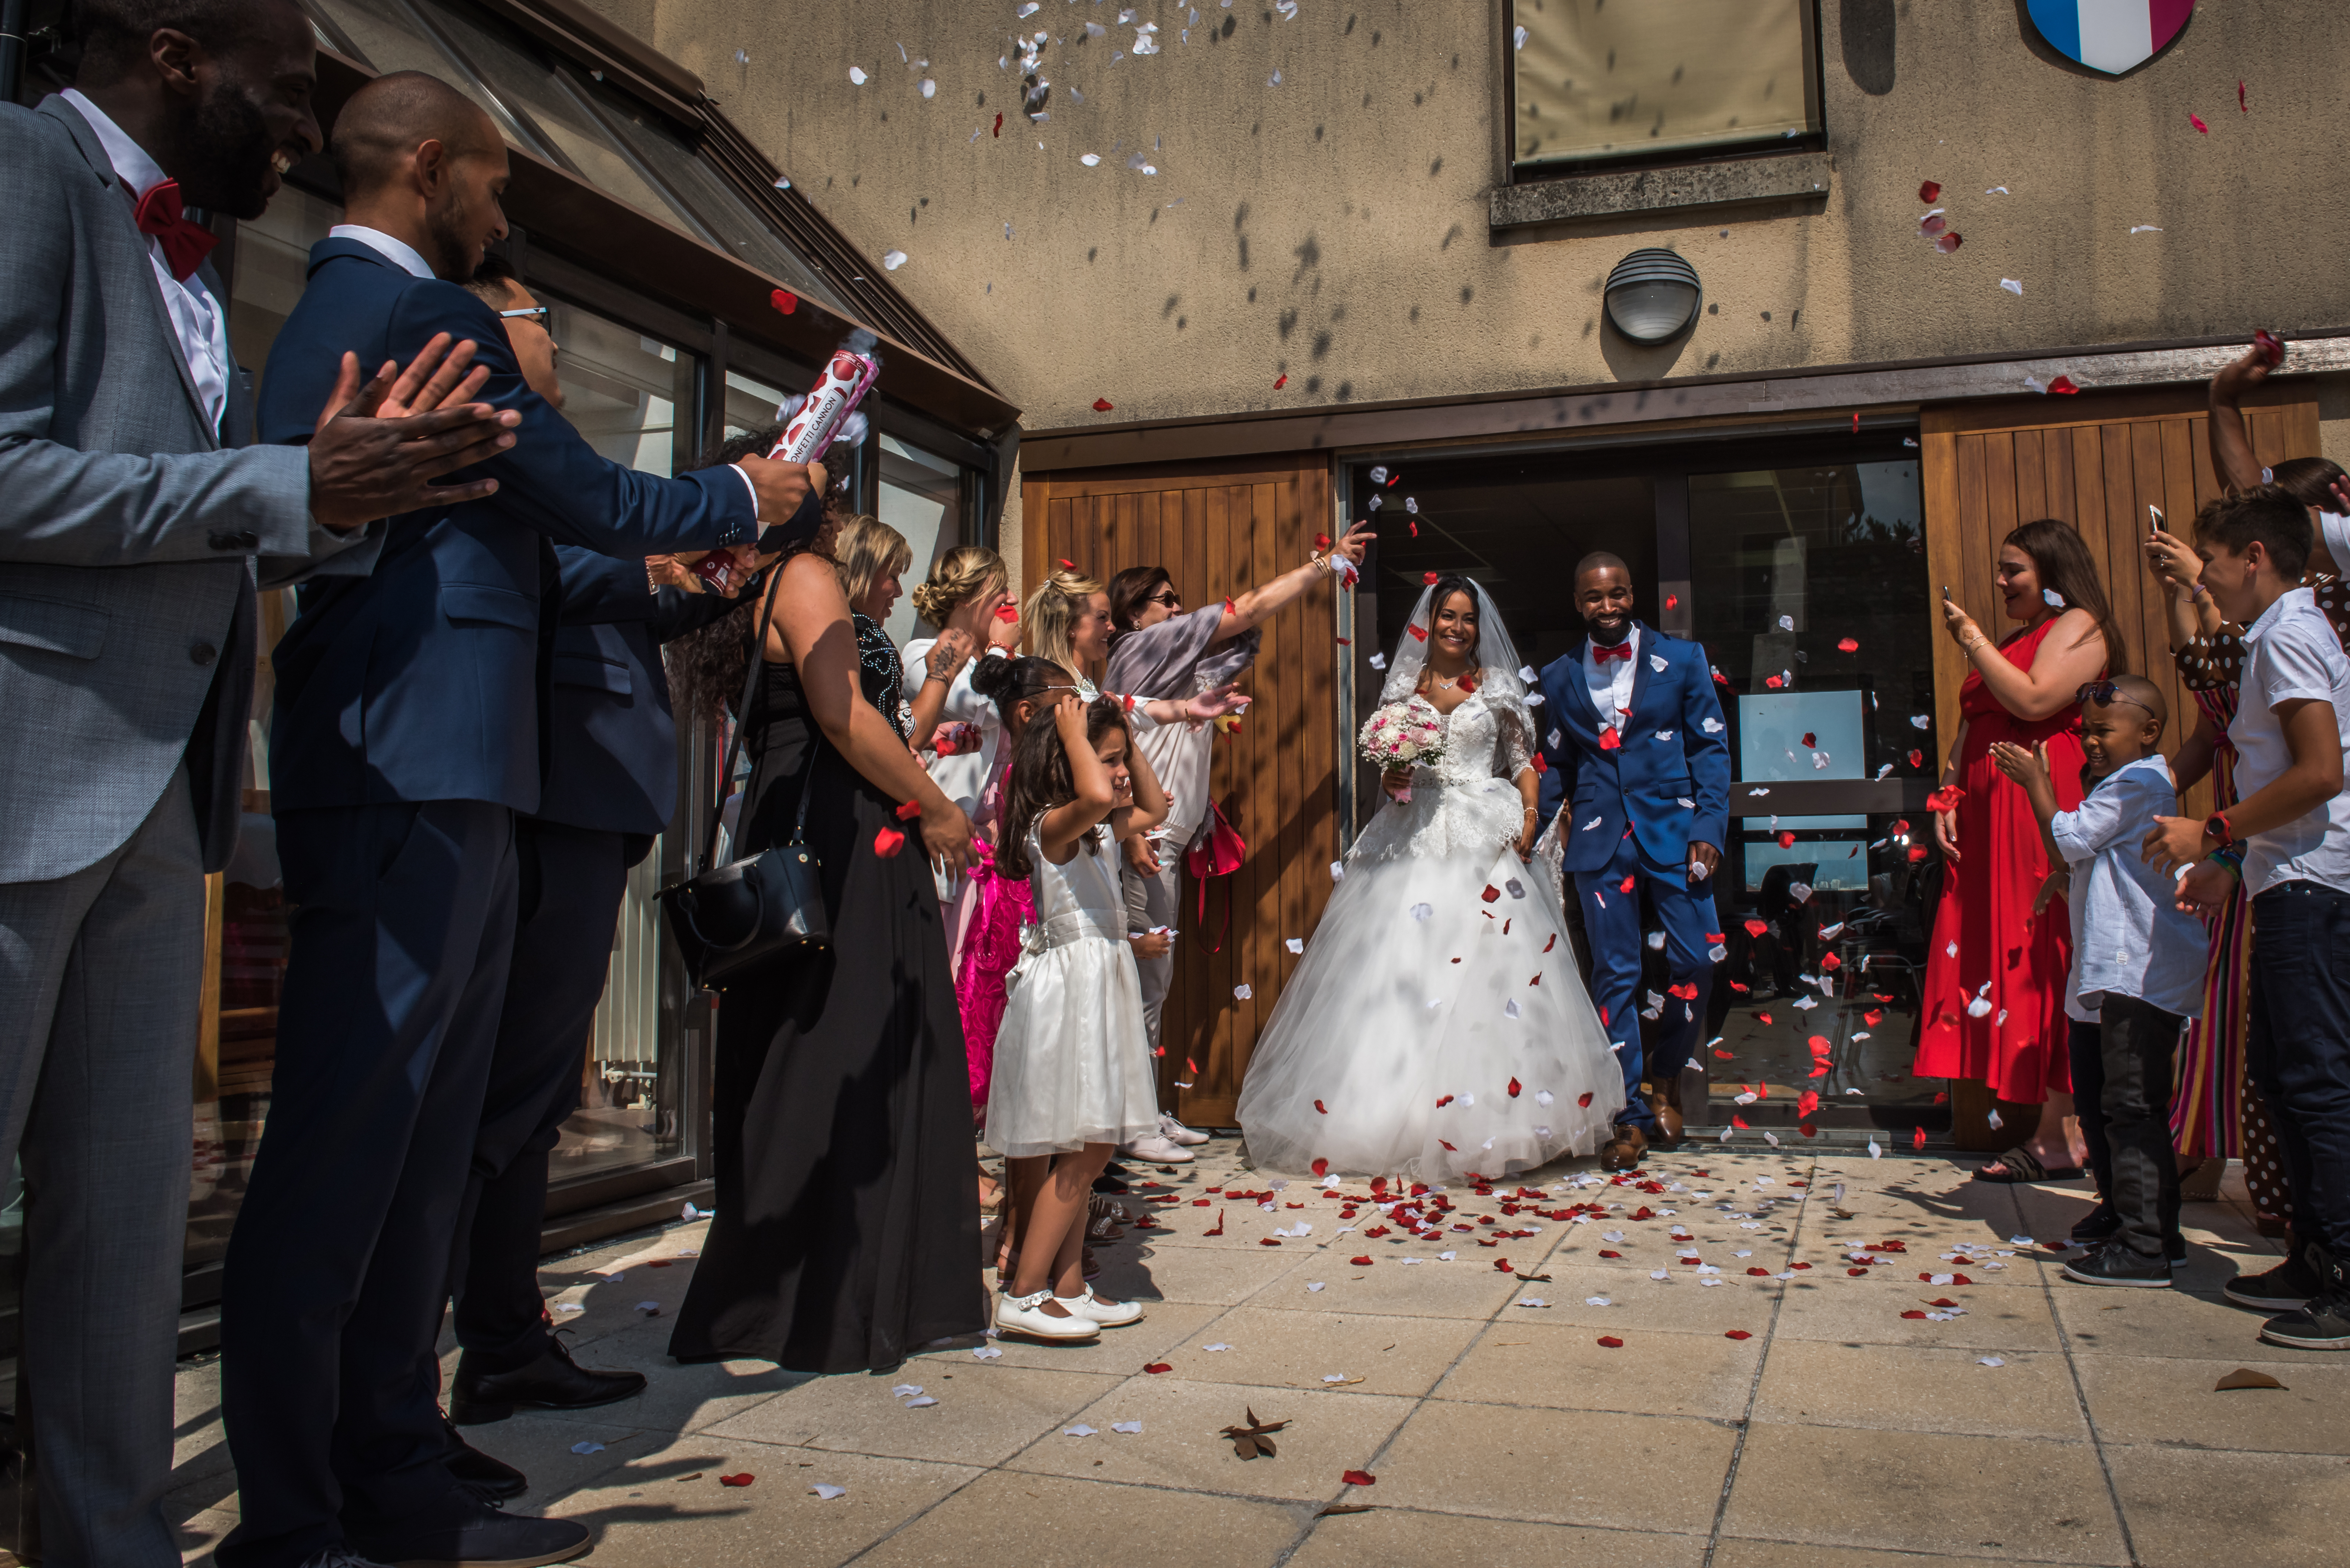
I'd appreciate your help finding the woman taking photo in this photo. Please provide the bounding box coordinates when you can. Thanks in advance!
[1920,518,2122,1184]
[665,433,983,1374]
[904,546,1018,819]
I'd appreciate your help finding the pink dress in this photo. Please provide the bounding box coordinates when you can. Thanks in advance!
[955,761,1034,1111]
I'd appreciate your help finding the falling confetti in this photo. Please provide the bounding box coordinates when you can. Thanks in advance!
[882,249,908,271]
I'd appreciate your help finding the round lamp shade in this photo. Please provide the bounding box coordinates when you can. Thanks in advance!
[1603,248,1702,344]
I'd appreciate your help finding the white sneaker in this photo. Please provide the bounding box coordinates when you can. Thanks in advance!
[1158,1112,1210,1147]
[1120,1134,1194,1164]
[994,1288,1100,1342]
[1055,1287,1144,1327]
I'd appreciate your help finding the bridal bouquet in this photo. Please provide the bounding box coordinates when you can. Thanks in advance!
[1358,700,1447,802]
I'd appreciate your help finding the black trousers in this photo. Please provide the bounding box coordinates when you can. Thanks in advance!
[2246,879,2350,1256]
[448,820,642,1368]
[220,801,516,1568]
[2067,995,2186,1263]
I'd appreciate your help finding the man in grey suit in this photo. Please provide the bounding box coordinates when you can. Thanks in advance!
[0,3,520,1562]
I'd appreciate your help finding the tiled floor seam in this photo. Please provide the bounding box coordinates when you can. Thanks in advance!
[2038,1190,2147,1568]
[1694,1149,1816,1568]
[1263,1187,1585,1565]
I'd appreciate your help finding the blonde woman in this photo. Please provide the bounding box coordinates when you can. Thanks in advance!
[905,546,1018,815]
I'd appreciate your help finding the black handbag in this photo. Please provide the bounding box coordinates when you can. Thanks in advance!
[659,580,832,990]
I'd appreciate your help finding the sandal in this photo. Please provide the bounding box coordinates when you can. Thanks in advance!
[1972,1146,2085,1184]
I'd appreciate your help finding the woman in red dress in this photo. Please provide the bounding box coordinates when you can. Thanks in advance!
[1919,519,2126,1182]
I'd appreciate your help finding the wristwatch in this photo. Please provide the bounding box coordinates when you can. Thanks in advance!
[2203,811,2235,849]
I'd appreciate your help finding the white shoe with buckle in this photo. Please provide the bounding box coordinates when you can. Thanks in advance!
[1120,1134,1194,1164]
[1158,1112,1210,1147]
[995,1288,1101,1341]
[1055,1287,1144,1327]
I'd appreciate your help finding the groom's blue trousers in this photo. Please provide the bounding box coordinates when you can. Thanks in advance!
[1572,829,1720,1132]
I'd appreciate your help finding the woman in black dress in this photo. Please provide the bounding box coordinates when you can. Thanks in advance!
[668,485,983,1373]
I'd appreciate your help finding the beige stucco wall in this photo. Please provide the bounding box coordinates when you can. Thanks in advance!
[620,2,2349,434]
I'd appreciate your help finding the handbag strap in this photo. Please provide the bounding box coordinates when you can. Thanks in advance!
[702,572,784,874]
[700,570,833,873]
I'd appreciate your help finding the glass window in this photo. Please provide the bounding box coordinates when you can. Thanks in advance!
[878,435,966,645]
[722,367,790,442]
[1684,457,1938,1120]
[544,295,695,474]
[1512,0,1817,169]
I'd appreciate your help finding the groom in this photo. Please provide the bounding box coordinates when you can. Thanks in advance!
[1538,554,1732,1169]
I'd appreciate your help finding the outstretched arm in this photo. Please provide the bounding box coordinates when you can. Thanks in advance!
[1213,522,1374,643]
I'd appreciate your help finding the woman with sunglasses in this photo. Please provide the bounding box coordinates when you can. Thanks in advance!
[1923,519,2126,1184]
[1102,524,1375,1068]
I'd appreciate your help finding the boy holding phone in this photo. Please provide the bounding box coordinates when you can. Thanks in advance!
[2146,486,2350,1347]
[1993,677,2207,1286]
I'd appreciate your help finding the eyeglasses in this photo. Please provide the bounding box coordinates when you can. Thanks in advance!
[1145,591,1181,609]
[2076,681,2155,714]
[499,305,550,325]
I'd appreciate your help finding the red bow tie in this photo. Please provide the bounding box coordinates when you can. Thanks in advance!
[1592,640,1634,664]
[132,179,218,283]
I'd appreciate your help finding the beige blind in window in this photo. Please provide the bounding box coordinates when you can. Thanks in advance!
[1514,0,1812,166]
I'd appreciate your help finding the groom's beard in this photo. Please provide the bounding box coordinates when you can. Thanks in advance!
[1584,615,1632,646]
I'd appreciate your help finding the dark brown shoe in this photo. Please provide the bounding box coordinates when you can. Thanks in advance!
[1646,1092,1684,1145]
[1601,1124,1649,1171]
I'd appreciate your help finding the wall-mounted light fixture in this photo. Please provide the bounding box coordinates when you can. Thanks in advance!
[1603,248,1702,344]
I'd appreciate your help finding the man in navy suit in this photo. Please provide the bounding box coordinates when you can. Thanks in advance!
[1538,554,1732,1170]
[220,72,824,1568]
[437,257,746,1443]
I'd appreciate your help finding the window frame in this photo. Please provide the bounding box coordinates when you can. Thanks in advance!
[1501,0,1826,185]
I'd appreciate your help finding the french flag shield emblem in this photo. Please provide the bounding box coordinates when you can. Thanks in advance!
[2025,1,2193,76]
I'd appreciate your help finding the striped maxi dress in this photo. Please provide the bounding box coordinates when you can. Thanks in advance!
[2174,634,2288,1222]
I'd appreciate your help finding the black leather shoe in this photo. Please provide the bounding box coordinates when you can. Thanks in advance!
[450,1337,647,1425]
[346,1497,590,1567]
[442,1413,528,1500]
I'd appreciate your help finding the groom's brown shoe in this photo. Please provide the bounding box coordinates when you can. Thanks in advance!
[1646,1090,1685,1145]
[1600,1123,1649,1171]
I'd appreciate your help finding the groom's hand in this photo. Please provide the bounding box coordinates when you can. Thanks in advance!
[1687,842,1721,885]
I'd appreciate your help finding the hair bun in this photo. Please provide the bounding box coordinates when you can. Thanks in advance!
[969,652,1022,703]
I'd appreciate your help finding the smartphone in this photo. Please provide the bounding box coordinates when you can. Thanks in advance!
[2253,329,2285,367]
[2149,504,2167,533]
[1940,585,1956,601]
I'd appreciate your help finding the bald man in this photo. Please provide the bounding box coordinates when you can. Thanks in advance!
[218,70,828,1568]
[1534,553,1732,1169]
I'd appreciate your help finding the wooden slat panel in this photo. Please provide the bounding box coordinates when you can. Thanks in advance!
[1983,430,2021,544]
[1919,423,1969,750]
[2042,421,2077,526]
[1956,435,1998,627]
[2011,429,2048,524]
[2068,424,2105,529]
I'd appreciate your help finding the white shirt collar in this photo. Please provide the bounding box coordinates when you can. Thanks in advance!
[61,88,168,195]
[330,223,438,280]
[2241,585,2313,645]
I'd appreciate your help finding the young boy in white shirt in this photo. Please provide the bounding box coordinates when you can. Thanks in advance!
[1994,676,2208,1287]
[2146,486,2350,1348]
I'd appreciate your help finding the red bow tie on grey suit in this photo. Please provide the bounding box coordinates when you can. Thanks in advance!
[132,179,218,281]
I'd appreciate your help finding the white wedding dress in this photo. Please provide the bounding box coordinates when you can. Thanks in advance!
[1236,587,1620,1182]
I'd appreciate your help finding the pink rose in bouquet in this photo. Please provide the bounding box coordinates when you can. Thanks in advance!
[1356,699,1448,803]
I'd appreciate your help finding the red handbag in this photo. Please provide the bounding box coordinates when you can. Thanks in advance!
[1186,797,1248,950]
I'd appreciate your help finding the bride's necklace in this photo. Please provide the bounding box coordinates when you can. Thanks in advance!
[1427,666,1473,692]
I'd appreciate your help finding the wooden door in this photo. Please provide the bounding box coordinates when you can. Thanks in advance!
[1920,384,2322,823]
[1022,455,1341,1126]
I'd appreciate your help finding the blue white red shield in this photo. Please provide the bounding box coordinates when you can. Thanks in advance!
[2025,1,2193,76]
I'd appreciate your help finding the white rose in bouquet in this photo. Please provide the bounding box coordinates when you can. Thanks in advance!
[1357,699,1448,802]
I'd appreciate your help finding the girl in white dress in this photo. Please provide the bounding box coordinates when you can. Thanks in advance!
[984,694,1171,1341]
[1237,578,1620,1182]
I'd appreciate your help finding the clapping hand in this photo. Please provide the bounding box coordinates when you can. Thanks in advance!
[306,336,521,533]
[1987,739,2050,790]
[2032,868,2069,920]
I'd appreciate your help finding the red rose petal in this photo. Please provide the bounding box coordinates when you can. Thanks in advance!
[1576,1091,1595,1108]
[1801,732,1817,748]
[1837,636,1859,652]
[1598,1249,1622,1258]
[768,289,798,315]
[1619,873,1636,894]
[1314,1100,1328,1114]
[872,826,906,858]
[1918,179,1941,202]
[1934,232,1963,254]
[1507,1078,1522,1098]
[719,1473,755,1487]
[1744,918,1770,939]
[1480,884,1501,903]
[1274,373,1288,389]
[894,799,921,820]
[1349,1256,1374,1266]
[1092,398,1115,413]
[995,603,1020,623]
[2189,111,2210,134]
[1407,624,1427,641]
[1747,1267,1770,1276]
[1599,726,1622,752]
[1913,1125,1928,1150]
[1312,1158,1330,1177]
[1777,830,1797,849]
[2048,374,2080,395]
[993,111,1002,136]
[1342,1469,1377,1486]
[1143,1362,1173,1373]
[1423,571,1439,585]
[1724,1329,1753,1340]
[1901,1309,1928,1320]
[1596,1336,1624,1348]
[1909,749,1926,769]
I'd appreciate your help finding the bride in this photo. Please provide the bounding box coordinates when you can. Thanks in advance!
[1237,577,1619,1181]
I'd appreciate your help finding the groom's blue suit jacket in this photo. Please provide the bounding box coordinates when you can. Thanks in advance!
[1535,622,1732,874]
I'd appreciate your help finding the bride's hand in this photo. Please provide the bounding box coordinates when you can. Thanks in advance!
[1516,808,1539,860]
[1381,766,1412,802]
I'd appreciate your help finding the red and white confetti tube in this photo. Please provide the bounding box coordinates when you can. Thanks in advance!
[770,349,879,463]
